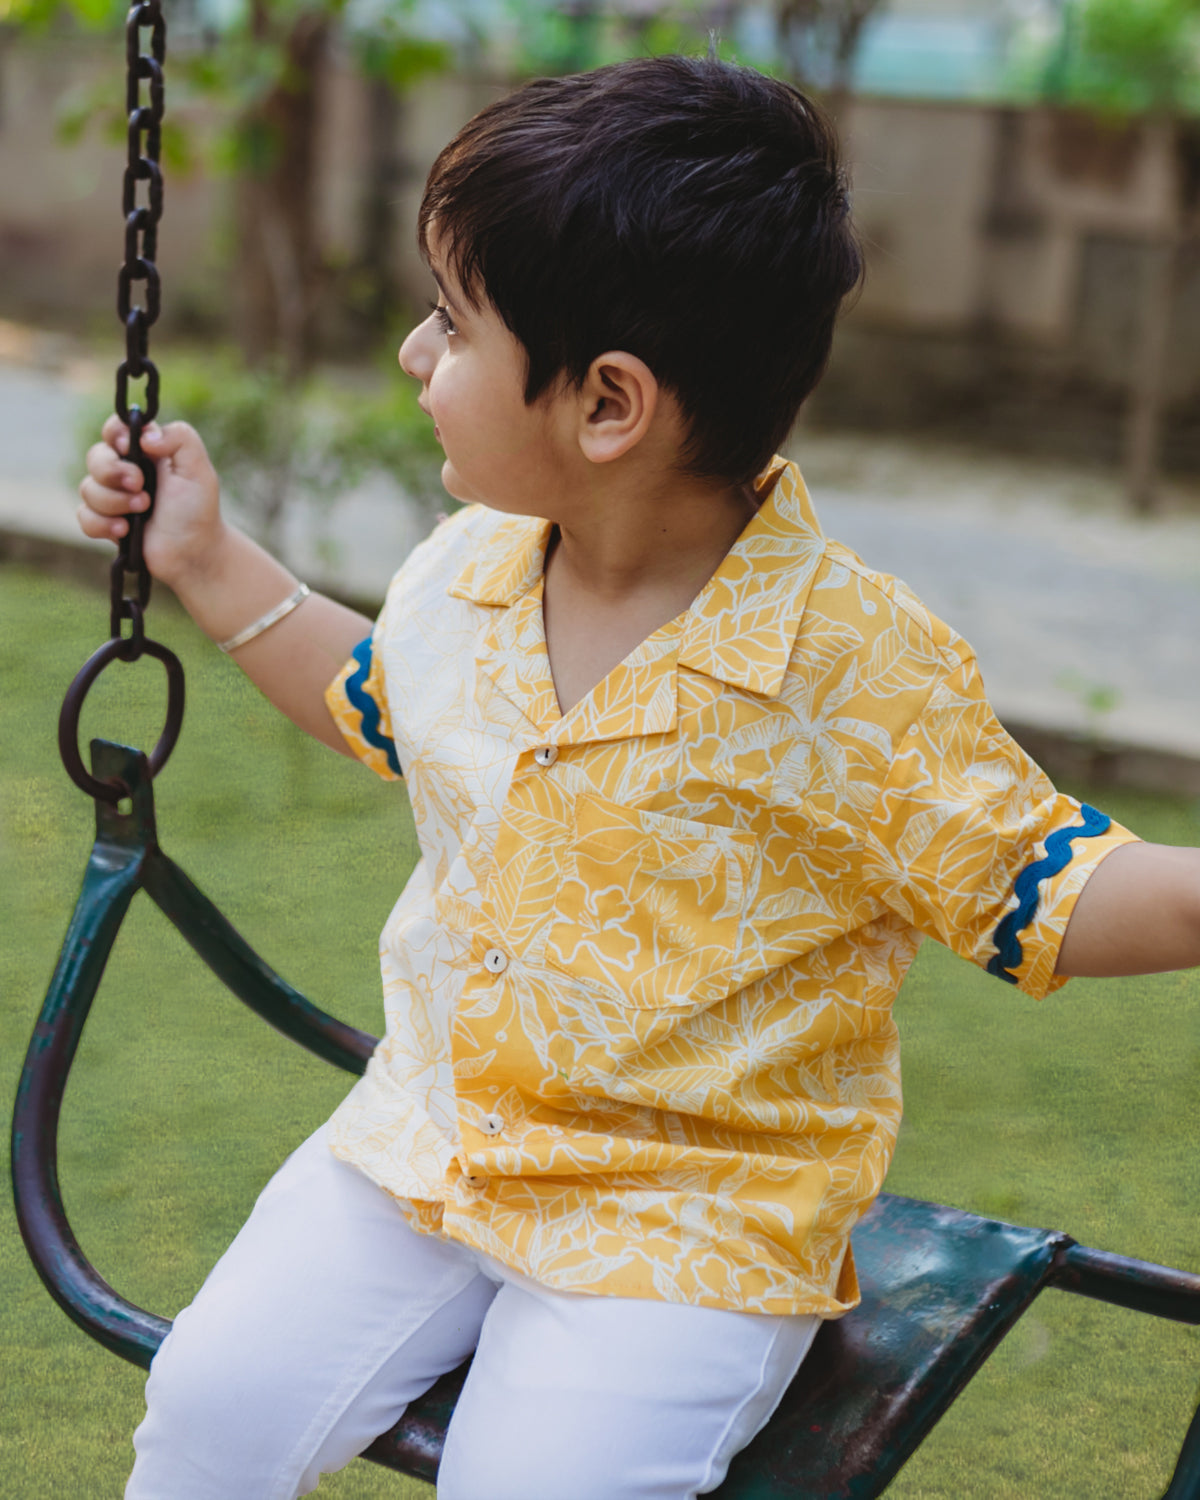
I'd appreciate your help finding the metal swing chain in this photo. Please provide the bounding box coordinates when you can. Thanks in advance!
[58,0,184,806]
[113,0,165,643]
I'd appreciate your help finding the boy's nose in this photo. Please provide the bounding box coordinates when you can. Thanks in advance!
[398,317,437,383]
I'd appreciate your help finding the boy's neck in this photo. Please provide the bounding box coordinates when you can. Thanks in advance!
[549,470,757,597]
[541,468,760,716]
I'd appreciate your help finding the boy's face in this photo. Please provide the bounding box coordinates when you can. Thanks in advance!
[399,248,574,516]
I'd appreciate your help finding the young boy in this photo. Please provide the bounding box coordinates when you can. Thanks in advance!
[78,54,1199,1500]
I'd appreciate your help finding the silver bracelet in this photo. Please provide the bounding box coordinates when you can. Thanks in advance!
[217,583,311,654]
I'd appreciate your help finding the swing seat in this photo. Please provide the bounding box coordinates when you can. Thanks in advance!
[368,1189,1200,1498]
[366,1192,1067,1492]
[15,745,1200,1500]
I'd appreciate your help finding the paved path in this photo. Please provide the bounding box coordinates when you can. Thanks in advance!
[2,342,1198,760]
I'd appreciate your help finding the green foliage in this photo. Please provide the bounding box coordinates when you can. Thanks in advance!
[1039,0,1200,115]
[356,22,451,92]
[317,378,448,506]
[0,0,122,33]
[504,0,607,76]
[171,0,451,181]
[175,352,442,486]
[8,0,452,187]
[55,73,198,174]
[501,0,715,79]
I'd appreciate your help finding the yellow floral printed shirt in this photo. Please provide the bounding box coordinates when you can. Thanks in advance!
[324,458,1138,1317]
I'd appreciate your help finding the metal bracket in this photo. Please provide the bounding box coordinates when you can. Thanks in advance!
[10,740,375,1368]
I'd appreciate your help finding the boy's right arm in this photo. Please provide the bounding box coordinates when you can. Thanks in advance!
[79,417,373,758]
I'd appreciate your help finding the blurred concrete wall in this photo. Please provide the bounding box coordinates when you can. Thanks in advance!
[0,37,224,334]
[2,34,1197,468]
[0,36,504,341]
[825,98,1200,468]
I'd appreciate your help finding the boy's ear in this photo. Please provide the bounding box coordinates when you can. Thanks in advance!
[576,352,659,463]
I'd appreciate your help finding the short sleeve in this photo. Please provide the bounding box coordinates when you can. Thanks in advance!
[325,621,402,781]
[863,652,1140,998]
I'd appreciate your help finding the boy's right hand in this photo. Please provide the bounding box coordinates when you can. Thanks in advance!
[78,417,224,590]
[79,414,375,757]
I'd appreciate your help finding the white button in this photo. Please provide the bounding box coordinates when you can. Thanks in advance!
[483,948,508,974]
[533,745,558,768]
[464,1173,488,1189]
[479,1113,504,1136]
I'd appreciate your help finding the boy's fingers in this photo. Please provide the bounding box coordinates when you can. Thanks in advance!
[79,474,149,516]
[140,420,207,470]
[100,415,177,455]
[89,417,210,514]
[139,421,177,447]
[82,451,145,499]
[76,501,129,541]
[100,414,130,454]
[84,442,140,490]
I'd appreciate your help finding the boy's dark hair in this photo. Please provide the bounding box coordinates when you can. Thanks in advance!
[419,55,862,487]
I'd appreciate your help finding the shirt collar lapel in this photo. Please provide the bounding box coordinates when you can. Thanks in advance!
[449,515,559,734]
[677,458,826,700]
[448,513,551,608]
[448,510,680,743]
[445,457,824,742]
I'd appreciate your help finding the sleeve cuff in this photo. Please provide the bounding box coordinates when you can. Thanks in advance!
[325,635,403,781]
[989,809,1142,999]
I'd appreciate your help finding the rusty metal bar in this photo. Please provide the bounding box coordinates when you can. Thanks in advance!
[1048,1241,1200,1325]
[141,850,374,1074]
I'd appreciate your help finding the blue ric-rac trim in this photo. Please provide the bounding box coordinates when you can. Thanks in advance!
[344,637,402,776]
[987,804,1111,985]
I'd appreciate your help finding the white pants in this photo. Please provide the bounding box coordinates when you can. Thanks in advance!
[127,1127,821,1499]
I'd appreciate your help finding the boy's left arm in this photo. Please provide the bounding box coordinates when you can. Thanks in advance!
[1056,842,1200,977]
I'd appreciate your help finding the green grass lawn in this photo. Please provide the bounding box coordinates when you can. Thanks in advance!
[2,562,1199,1498]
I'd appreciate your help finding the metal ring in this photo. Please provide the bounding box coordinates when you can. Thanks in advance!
[58,636,185,804]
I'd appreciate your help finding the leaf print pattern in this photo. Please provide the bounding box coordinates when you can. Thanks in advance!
[323,459,1140,1316]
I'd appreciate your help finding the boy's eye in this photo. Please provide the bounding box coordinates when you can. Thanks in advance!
[428,300,457,336]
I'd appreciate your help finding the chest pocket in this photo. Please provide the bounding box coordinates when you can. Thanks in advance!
[545,795,757,1008]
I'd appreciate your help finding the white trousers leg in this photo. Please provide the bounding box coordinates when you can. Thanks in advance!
[127,1127,821,1500]
[438,1268,821,1500]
